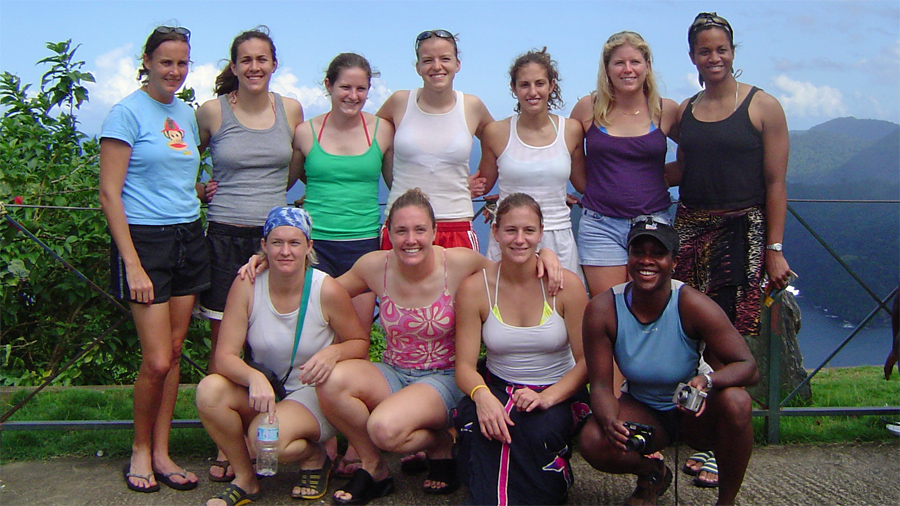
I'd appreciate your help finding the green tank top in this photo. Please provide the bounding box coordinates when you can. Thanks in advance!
[303,117,382,240]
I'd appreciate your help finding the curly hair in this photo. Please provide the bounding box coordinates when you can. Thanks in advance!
[509,47,563,113]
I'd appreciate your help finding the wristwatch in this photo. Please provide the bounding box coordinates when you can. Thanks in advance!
[766,243,783,252]
[703,373,713,391]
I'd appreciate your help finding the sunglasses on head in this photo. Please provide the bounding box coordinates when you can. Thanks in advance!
[689,12,732,37]
[632,215,672,227]
[154,26,191,41]
[415,29,455,51]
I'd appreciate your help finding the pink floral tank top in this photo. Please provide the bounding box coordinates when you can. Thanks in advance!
[379,250,455,370]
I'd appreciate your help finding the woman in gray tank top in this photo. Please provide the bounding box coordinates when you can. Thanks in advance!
[195,26,304,483]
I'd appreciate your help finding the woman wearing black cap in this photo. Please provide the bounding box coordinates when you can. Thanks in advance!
[577,217,759,505]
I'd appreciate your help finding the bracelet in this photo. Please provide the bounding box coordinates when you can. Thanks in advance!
[469,384,488,399]
[703,373,713,391]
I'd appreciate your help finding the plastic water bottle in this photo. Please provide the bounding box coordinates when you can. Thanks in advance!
[256,413,279,476]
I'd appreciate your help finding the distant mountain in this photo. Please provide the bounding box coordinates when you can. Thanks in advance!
[785,117,898,324]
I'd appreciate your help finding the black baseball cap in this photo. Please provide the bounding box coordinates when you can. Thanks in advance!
[627,216,680,255]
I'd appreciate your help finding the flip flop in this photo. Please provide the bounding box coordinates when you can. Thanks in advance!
[334,455,362,479]
[209,459,235,482]
[154,469,198,491]
[692,458,719,488]
[210,483,262,506]
[122,463,160,493]
[626,462,672,506]
[682,450,713,476]
[422,458,459,495]
[292,455,333,500]
[332,468,394,505]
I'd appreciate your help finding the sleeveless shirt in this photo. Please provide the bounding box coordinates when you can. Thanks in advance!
[613,280,701,411]
[678,86,765,210]
[582,124,670,218]
[246,269,334,393]
[496,114,572,231]
[303,118,383,240]
[208,93,293,226]
[387,89,474,220]
[379,250,456,370]
[482,268,574,385]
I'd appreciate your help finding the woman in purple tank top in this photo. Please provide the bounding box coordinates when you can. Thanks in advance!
[569,31,679,299]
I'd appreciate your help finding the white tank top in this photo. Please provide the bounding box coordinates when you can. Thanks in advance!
[387,89,474,220]
[246,269,334,393]
[481,268,575,385]
[496,114,572,231]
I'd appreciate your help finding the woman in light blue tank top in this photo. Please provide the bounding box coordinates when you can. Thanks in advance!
[578,218,759,505]
[455,193,590,505]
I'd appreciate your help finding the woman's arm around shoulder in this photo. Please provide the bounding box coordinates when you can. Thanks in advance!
[564,117,586,194]
[369,111,395,187]
[336,249,382,298]
[298,274,371,385]
[282,96,305,132]
[287,117,314,190]
[464,93,494,140]
[376,90,409,125]
[214,275,258,383]
[569,94,594,132]
[660,97,680,142]
[678,284,759,389]
[195,98,222,153]
[476,118,510,194]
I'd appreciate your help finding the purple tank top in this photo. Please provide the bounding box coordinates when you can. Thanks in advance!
[581,125,671,218]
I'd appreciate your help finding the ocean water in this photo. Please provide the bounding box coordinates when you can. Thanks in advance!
[794,296,891,368]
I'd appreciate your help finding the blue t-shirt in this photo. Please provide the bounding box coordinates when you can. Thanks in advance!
[100,89,201,225]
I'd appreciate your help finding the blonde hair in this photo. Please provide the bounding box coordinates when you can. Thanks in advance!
[592,31,662,127]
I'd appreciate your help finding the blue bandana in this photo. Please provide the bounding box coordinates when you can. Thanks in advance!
[264,207,313,239]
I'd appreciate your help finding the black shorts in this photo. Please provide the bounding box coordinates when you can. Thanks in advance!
[109,219,210,304]
[313,237,379,278]
[198,221,264,319]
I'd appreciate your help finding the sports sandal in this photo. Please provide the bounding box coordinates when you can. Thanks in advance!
[334,455,363,479]
[154,468,198,490]
[625,461,672,506]
[400,451,429,474]
[692,457,719,488]
[122,463,160,493]
[332,468,394,505]
[210,483,262,506]
[681,450,713,476]
[209,460,235,482]
[292,456,333,500]
[422,458,459,495]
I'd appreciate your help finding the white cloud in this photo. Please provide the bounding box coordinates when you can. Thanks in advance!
[183,63,218,104]
[270,68,328,114]
[680,72,703,93]
[771,75,847,117]
[88,44,138,107]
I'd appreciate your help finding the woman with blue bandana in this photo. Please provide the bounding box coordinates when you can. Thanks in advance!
[196,207,370,506]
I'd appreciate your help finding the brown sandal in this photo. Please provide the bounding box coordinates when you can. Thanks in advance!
[624,461,672,506]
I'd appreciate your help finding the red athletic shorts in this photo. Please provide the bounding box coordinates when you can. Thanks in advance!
[380,220,479,251]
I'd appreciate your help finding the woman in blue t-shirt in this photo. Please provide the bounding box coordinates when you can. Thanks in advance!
[99,26,207,494]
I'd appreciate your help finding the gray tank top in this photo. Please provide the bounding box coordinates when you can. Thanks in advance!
[207,93,293,225]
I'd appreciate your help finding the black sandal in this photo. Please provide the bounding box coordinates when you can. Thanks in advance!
[422,458,460,495]
[400,451,428,474]
[332,468,394,505]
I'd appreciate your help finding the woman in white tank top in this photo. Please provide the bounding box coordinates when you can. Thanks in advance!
[478,48,586,281]
[377,30,494,251]
[454,193,590,505]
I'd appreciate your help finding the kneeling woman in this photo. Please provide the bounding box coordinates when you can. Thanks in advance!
[196,207,369,506]
[578,218,759,506]
[455,193,590,506]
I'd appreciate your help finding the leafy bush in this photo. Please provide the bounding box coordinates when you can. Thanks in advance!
[0,41,211,386]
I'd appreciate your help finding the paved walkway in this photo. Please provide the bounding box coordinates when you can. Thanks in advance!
[1,442,898,505]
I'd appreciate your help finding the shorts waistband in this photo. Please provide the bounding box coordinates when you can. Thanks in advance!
[128,218,202,232]
[207,221,265,237]
[435,221,474,232]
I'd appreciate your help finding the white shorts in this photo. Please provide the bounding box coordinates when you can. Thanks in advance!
[487,227,585,286]
[283,385,336,443]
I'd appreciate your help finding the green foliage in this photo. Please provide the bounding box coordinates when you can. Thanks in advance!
[0,41,211,386]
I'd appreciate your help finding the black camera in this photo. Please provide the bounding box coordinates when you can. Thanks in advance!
[623,421,655,454]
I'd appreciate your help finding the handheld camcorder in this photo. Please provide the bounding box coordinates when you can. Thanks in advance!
[673,382,708,413]
[623,421,655,454]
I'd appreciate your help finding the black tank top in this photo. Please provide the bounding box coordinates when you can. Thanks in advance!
[679,86,765,210]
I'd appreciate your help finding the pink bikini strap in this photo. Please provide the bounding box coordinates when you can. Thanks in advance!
[316,112,330,143]
[361,112,371,146]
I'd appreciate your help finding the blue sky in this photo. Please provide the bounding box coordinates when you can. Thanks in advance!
[2,0,898,136]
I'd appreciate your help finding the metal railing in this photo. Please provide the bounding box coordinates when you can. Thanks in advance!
[2,198,899,443]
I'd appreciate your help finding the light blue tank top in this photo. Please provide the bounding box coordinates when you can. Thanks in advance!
[613,280,701,410]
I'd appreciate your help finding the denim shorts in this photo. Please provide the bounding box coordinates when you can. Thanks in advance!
[577,209,672,267]
[199,221,264,319]
[109,219,210,304]
[374,362,464,425]
[312,237,379,278]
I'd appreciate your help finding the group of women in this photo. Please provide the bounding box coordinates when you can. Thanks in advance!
[100,11,790,506]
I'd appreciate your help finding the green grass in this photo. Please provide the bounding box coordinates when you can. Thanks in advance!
[1,365,898,463]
